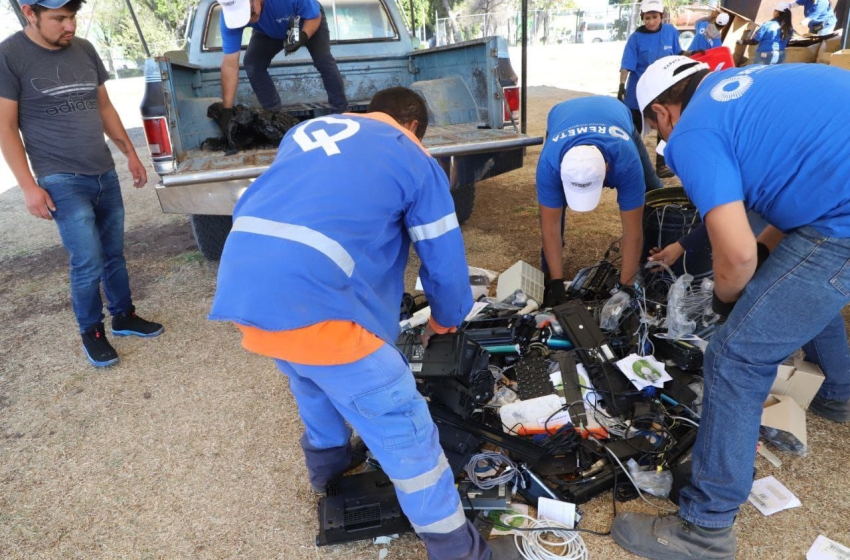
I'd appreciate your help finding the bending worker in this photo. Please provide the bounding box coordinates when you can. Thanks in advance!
[209,87,520,560]
[618,0,682,178]
[610,56,850,560]
[796,0,837,35]
[217,0,348,124]
[537,95,660,307]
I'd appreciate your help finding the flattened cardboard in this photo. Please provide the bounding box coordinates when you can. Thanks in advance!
[761,394,807,450]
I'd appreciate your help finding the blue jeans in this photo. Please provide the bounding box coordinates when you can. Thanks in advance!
[275,344,488,560]
[243,8,348,113]
[38,169,133,333]
[540,127,662,276]
[679,226,850,528]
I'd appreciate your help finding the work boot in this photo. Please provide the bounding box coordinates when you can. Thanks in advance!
[656,164,675,179]
[81,323,119,367]
[310,436,371,496]
[111,306,164,337]
[611,512,736,560]
[487,536,523,560]
[809,396,850,423]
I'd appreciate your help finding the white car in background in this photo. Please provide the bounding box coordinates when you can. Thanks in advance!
[577,21,614,43]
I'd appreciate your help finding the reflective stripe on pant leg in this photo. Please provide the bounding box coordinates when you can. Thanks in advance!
[389,453,466,534]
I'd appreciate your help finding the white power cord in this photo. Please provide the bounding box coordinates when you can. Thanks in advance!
[502,514,589,560]
[594,438,678,514]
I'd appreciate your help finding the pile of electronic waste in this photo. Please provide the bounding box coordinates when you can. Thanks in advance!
[315,242,726,554]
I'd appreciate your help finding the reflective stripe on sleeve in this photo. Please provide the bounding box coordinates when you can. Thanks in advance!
[407,212,459,243]
[390,453,450,494]
[410,502,467,535]
[231,216,355,277]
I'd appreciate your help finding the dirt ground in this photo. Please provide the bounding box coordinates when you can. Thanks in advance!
[1,86,849,560]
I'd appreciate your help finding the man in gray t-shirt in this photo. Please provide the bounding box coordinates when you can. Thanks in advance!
[0,0,164,368]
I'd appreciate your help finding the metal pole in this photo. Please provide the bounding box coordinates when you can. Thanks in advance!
[123,0,151,57]
[409,0,415,31]
[843,0,850,50]
[521,0,528,134]
[9,0,26,27]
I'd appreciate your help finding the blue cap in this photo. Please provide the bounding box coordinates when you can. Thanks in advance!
[20,0,75,7]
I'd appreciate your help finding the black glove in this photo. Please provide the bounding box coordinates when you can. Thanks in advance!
[711,291,736,320]
[284,34,308,54]
[217,107,237,153]
[756,242,770,270]
[543,279,568,308]
[617,83,626,102]
[691,49,705,56]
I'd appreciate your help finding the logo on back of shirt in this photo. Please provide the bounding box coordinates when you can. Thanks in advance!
[552,124,630,143]
[32,63,99,116]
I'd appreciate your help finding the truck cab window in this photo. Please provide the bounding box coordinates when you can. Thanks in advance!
[203,4,253,51]
[325,0,398,41]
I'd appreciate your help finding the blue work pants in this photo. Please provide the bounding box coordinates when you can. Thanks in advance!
[275,343,489,560]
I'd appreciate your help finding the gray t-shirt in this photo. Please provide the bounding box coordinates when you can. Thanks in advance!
[0,32,114,177]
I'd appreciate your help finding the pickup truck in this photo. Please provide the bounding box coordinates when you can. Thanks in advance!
[140,0,543,259]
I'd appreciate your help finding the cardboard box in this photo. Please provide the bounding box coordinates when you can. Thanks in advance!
[831,50,850,70]
[784,45,819,63]
[770,360,825,409]
[761,394,807,453]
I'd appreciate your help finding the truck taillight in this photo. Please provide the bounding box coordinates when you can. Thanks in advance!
[503,86,520,123]
[142,117,172,159]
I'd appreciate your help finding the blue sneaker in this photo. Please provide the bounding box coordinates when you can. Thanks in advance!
[111,306,163,337]
[81,323,119,367]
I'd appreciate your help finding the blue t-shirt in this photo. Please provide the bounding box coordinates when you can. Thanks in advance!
[752,20,790,53]
[796,0,836,24]
[220,0,322,54]
[688,20,722,51]
[621,24,682,109]
[665,64,850,237]
[536,96,646,212]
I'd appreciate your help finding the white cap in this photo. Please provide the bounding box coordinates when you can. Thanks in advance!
[560,146,606,212]
[219,0,251,29]
[641,0,665,14]
[636,56,709,135]
[715,12,730,26]
[774,1,791,10]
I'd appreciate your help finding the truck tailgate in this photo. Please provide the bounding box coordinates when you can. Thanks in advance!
[161,124,542,187]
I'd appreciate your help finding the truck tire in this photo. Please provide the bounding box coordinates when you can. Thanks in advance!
[451,183,476,224]
[189,214,233,261]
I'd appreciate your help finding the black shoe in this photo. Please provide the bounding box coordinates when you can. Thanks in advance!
[656,165,675,179]
[809,395,850,423]
[111,306,164,337]
[81,323,119,367]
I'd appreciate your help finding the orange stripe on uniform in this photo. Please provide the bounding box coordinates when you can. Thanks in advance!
[237,320,384,366]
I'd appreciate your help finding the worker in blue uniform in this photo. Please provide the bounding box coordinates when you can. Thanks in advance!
[209,86,521,560]
[796,0,837,35]
[610,56,850,560]
[537,96,659,307]
[618,0,682,178]
[688,11,730,52]
[739,2,794,65]
[216,0,348,135]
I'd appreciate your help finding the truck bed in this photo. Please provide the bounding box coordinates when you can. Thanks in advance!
[162,123,537,187]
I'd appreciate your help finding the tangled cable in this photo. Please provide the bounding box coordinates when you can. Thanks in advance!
[464,452,520,490]
[502,514,589,560]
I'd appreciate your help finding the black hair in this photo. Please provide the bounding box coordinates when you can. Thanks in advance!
[641,74,694,126]
[367,87,429,140]
[776,9,793,41]
[31,0,86,16]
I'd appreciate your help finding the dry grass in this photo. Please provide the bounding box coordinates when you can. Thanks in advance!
[1,88,849,559]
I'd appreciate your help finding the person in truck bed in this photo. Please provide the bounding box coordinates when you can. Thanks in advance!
[216,0,348,139]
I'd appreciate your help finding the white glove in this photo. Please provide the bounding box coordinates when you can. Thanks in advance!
[801,17,811,26]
